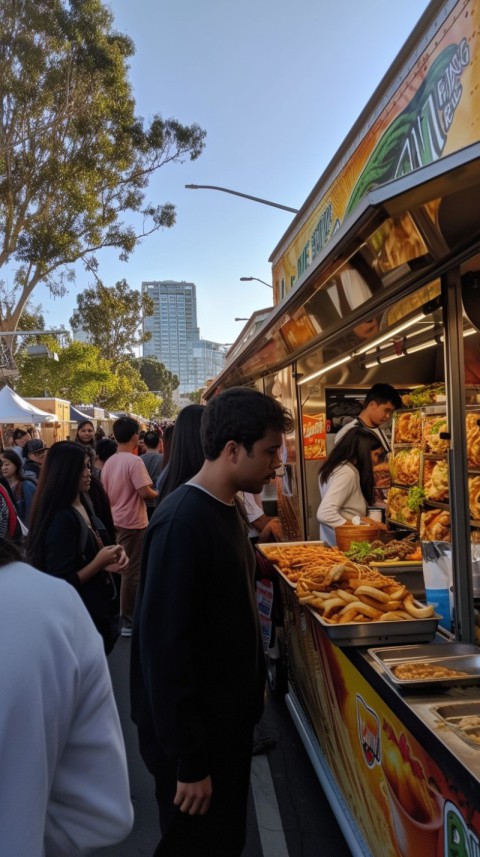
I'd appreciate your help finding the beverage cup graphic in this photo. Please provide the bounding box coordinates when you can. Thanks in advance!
[383,776,442,857]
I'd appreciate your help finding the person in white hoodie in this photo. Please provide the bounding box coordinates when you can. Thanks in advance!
[0,537,134,857]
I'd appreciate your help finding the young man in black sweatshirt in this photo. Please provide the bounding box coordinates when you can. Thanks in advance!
[131,387,292,857]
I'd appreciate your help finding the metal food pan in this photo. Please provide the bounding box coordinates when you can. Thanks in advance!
[311,610,439,648]
[432,701,480,748]
[368,643,480,688]
[370,563,425,599]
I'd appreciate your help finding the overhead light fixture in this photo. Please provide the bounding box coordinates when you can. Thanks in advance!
[353,313,425,356]
[405,338,438,355]
[363,350,405,368]
[378,351,404,363]
[298,354,351,385]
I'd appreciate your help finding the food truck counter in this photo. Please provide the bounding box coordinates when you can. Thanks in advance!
[275,574,480,856]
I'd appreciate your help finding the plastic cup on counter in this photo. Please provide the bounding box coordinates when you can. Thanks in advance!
[367,507,384,524]
[422,546,453,632]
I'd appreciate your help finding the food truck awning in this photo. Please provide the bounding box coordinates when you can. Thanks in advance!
[205,142,480,396]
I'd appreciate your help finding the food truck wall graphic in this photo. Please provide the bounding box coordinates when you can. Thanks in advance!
[272,0,479,301]
[205,1,480,855]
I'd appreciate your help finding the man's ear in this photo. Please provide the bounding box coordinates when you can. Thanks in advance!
[224,440,240,462]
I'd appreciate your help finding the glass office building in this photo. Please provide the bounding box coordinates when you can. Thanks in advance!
[142,280,226,393]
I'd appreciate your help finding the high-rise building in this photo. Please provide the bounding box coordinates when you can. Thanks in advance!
[142,280,226,393]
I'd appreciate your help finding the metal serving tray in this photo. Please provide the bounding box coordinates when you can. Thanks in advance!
[311,610,439,648]
[432,701,480,749]
[368,643,480,688]
[370,562,425,599]
[257,542,438,646]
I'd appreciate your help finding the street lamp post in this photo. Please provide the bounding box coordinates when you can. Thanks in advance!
[239,276,272,289]
[234,317,249,321]
[185,184,298,214]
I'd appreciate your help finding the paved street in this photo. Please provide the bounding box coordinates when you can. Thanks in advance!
[93,637,351,857]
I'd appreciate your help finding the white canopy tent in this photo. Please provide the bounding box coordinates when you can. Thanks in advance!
[0,385,55,423]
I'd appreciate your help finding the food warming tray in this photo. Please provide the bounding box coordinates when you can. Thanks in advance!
[432,701,480,748]
[310,610,439,648]
[257,543,439,646]
[368,643,480,688]
[370,562,425,599]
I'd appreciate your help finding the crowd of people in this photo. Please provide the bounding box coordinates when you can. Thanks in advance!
[1,384,400,855]
[0,391,292,856]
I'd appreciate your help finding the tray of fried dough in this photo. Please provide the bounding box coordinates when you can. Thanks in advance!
[368,643,480,689]
[293,558,439,646]
[256,542,346,588]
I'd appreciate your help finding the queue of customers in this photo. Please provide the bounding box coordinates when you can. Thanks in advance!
[0,392,294,856]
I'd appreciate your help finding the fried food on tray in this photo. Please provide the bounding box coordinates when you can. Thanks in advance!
[424,459,449,502]
[466,412,480,469]
[258,543,345,582]
[423,415,449,454]
[394,411,422,444]
[420,509,451,542]
[468,475,480,521]
[387,488,418,528]
[295,561,434,624]
[392,448,421,485]
[392,663,469,680]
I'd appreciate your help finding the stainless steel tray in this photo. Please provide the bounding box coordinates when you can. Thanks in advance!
[432,701,480,748]
[257,542,439,647]
[370,563,425,599]
[311,610,439,648]
[368,643,480,688]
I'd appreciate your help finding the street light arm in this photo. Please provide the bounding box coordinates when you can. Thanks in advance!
[185,184,298,214]
[240,276,273,289]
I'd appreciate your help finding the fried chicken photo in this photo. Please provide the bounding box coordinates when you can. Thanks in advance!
[423,416,449,454]
[392,448,421,486]
[394,411,422,444]
[387,488,418,528]
[420,509,451,542]
[468,476,480,521]
[466,413,480,469]
[424,460,449,503]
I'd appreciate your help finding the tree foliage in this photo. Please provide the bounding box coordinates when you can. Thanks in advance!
[0,0,206,331]
[185,389,203,404]
[70,279,154,362]
[132,357,179,419]
[14,339,161,415]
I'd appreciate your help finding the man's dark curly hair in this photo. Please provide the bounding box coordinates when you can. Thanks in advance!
[201,387,293,460]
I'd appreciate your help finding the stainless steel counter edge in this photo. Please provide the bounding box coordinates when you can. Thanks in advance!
[345,640,480,801]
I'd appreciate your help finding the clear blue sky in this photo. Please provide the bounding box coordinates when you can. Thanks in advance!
[39,0,431,346]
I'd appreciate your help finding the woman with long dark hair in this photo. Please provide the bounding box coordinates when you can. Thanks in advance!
[156,405,205,503]
[1,449,36,524]
[317,428,385,546]
[26,441,128,653]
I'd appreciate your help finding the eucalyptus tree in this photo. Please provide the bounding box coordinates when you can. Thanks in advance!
[0,0,206,330]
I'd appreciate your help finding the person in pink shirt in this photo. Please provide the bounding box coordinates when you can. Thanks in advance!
[101,416,158,636]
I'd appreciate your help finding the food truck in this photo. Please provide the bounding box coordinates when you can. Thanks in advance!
[205,1,480,853]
